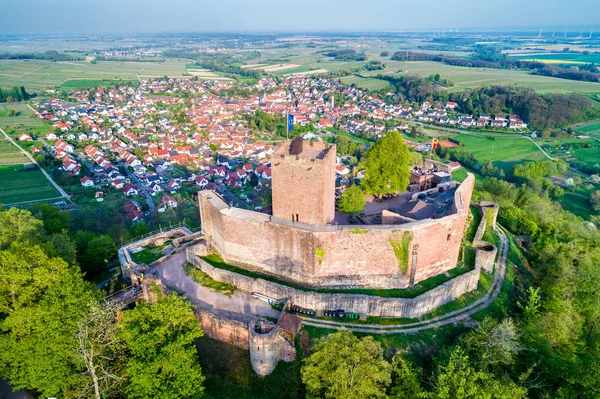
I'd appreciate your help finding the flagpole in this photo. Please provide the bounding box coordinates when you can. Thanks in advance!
[286,111,289,140]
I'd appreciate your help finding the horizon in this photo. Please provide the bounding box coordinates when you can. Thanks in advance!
[2,0,600,35]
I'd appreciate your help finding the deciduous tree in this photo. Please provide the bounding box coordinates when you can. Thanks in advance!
[74,302,126,399]
[362,131,410,198]
[301,330,391,399]
[0,242,98,397]
[338,185,366,215]
[119,293,205,399]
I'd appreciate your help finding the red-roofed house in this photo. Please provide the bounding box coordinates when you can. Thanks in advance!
[80,176,94,187]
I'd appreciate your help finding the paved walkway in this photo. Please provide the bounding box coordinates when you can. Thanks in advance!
[153,226,509,334]
[155,252,279,323]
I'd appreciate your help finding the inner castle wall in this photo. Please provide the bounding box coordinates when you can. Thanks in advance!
[199,174,475,289]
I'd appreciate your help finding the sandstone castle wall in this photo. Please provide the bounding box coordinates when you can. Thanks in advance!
[188,252,481,319]
[199,174,475,289]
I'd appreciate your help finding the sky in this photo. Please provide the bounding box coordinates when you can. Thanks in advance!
[2,0,600,34]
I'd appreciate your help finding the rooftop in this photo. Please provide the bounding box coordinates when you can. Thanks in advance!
[276,138,332,160]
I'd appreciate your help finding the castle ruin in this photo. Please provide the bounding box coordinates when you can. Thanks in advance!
[199,138,476,290]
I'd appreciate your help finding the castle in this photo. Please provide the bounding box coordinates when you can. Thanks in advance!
[199,138,475,290]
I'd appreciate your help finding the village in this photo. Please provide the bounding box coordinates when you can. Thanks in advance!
[22,74,528,224]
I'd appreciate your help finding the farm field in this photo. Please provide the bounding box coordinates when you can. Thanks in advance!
[0,60,191,92]
[58,79,137,90]
[361,61,600,94]
[454,134,547,172]
[509,52,600,64]
[0,103,49,143]
[573,121,600,134]
[0,140,28,164]
[0,164,60,204]
[246,44,600,94]
[339,75,390,90]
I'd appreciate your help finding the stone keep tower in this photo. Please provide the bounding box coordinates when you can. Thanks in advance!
[271,137,336,225]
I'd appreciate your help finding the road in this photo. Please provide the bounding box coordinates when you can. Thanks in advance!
[119,162,155,213]
[37,137,51,149]
[215,181,245,208]
[0,126,72,201]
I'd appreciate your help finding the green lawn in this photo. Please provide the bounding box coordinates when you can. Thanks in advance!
[0,164,60,204]
[562,191,595,219]
[130,246,165,265]
[570,146,600,168]
[454,134,547,173]
[183,262,236,296]
[574,121,600,134]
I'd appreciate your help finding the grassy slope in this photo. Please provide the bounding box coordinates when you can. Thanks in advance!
[454,134,547,173]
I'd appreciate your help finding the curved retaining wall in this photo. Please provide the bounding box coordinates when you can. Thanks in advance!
[188,253,480,319]
[249,320,284,376]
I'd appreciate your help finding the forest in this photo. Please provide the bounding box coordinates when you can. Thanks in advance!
[0,86,32,102]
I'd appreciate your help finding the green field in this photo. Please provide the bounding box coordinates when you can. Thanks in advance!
[510,52,600,64]
[338,75,390,90]
[573,121,600,134]
[58,79,137,90]
[0,140,28,164]
[562,191,594,219]
[362,61,600,94]
[0,60,191,92]
[454,134,547,172]
[0,164,60,204]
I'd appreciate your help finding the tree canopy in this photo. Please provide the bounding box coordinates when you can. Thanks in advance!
[362,131,411,197]
[338,185,366,214]
[0,241,99,397]
[301,330,392,399]
[120,293,205,399]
